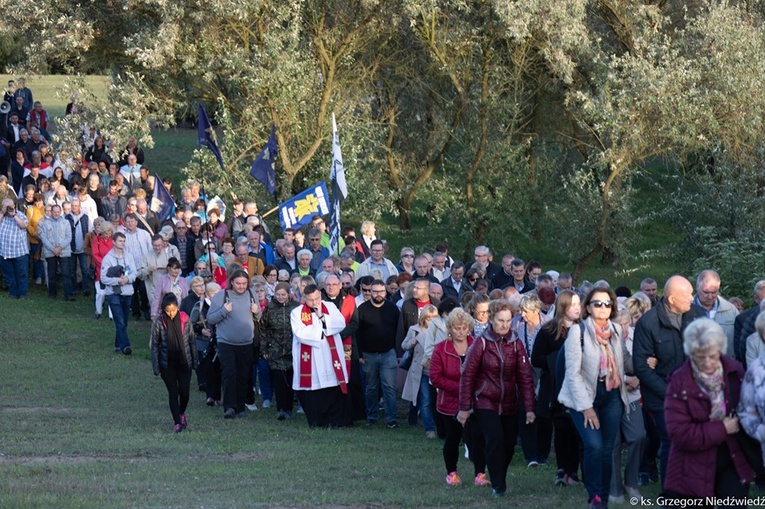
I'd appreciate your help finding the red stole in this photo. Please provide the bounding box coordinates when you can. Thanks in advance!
[339,295,356,371]
[299,303,348,394]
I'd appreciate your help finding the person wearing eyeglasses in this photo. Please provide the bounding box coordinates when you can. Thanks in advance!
[633,276,706,489]
[396,246,415,275]
[354,239,398,281]
[557,285,631,509]
[693,270,738,358]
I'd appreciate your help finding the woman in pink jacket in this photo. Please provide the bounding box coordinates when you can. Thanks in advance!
[430,308,489,488]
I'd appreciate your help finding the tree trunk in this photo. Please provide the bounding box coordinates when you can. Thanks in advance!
[397,196,412,230]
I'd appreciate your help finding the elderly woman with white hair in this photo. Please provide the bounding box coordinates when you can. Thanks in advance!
[664,318,753,504]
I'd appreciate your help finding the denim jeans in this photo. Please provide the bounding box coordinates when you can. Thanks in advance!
[253,357,273,402]
[70,252,90,294]
[418,373,435,432]
[0,254,28,297]
[570,381,624,501]
[107,294,132,352]
[362,349,398,424]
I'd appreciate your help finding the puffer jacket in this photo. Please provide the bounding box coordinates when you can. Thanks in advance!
[666,356,753,497]
[150,311,198,375]
[459,325,535,416]
[430,336,475,415]
[261,297,299,371]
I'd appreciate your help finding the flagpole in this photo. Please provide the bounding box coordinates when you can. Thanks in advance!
[262,205,278,218]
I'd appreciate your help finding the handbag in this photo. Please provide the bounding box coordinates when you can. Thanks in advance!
[399,349,413,370]
[736,427,765,477]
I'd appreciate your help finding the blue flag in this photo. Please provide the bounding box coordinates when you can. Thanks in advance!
[150,173,176,223]
[197,103,226,173]
[250,125,277,196]
[328,113,347,254]
[278,181,330,231]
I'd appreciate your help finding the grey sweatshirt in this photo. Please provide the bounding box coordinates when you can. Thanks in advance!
[206,288,260,346]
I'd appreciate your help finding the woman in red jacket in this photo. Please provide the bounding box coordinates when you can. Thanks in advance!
[91,220,114,320]
[457,299,536,498]
[430,308,489,487]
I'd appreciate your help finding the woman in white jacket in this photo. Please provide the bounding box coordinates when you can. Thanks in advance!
[558,286,630,509]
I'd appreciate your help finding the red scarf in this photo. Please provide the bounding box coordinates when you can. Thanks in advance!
[299,303,348,394]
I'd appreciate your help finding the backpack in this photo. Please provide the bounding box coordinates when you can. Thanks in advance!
[554,323,585,401]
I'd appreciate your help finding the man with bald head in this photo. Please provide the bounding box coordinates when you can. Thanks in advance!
[633,275,706,487]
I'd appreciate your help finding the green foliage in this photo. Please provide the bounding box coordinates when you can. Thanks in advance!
[669,155,765,298]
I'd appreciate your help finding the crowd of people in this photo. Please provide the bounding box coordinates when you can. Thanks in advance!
[4,80,765,506]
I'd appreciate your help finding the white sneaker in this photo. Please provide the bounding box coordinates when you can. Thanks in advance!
[245,403,258,411]
[35,277,42,285]
[608,495,625,504]
[262,399,271,408]
[624,487,642,501]
[297,405,305,414]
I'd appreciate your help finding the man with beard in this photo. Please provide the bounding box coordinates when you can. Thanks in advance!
[357,279,401,428]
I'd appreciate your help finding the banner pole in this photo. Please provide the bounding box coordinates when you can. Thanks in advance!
[262,205,278,218]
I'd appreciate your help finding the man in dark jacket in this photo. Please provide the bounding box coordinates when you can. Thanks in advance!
[733,280,765,367]
[441,261,471,301]
[169,222,195,276]
[632,275,706,488]
[396,278,440,357]
[466,245,501,282]
[322,274,364,422]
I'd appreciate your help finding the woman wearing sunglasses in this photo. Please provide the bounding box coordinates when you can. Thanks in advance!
[558,285,631,509]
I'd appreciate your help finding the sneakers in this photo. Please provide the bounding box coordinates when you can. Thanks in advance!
[527,460,539,468]
[492,488,505,498]
[386,421,400,429]
[445,471,462,486]
[245,403,258,411]
[608,495,625,504]
[206,397,215,406]
[35,277,42,285]
[589,495,605,509]
[262,399,271,408]
[555,469,567,487]
[566,473,582,486]
[122,347,132,355]
[474,472,491,486]
[277,411,287,421]
[425,431,437,439]
[365,419,377,427]
[172,424,182,434]
[223,408,236,419]
[179,413,187,430]
[236,411,247,419]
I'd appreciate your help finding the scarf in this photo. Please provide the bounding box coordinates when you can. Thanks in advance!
[594,322,621,391]
[298,303,347,394]
[691,359,726,421]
